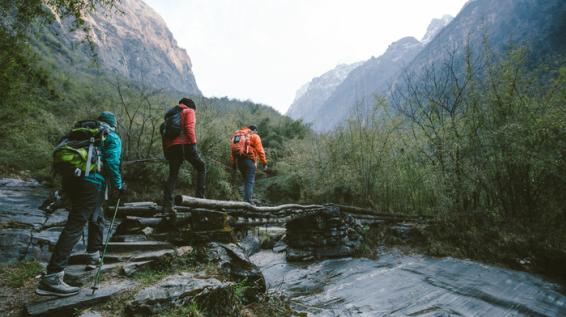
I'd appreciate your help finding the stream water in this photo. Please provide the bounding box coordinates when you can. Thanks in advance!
[251,248,566,316]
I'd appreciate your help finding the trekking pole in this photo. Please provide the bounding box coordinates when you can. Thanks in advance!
[91,197,120,295]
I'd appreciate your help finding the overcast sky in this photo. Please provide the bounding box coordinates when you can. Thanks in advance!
[145,0,468,113]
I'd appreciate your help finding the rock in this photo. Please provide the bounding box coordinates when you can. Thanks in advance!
[0,228,32,263]
[121,260,154,276]
[111,234,148,242]
[191,209,230,231]
[141,227,153,236]
[286,248,315,261]
[258,227,286,249]
[285,207,363,261]
[272,240,287,253]
[176,246,193,257]
[106,241,175,253]
[26,280,137,316]
[188,229,234,244]
[0,210,46,230]
[64,263,125,286]
[131,249,176,262]
[238,234,261,257]
[206,243,266,302]
[0,178,49,229]
[126,272,230,316]
[79,310,103,317]
[43,210,69,228]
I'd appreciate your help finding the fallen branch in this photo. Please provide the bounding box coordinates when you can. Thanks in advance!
[175,195,323,213]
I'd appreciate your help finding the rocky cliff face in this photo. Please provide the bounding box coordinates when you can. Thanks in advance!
[288,17,451,132]
[403,0,566,77]
[289,0,566,133]
[44,0,200,95]
[286,62,362,123]
[421,15,453,44]
[312,36,423,132]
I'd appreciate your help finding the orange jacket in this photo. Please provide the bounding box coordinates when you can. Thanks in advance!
[230,127,267,166]
[163,104,197,148]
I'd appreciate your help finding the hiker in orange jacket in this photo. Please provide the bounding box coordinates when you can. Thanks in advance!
[230,125,267,203]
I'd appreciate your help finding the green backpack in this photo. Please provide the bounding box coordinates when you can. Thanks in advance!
[53,120,109,178]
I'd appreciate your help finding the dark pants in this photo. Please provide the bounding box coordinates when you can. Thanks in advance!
[163,144,206,205]
[47,178,105,274]
[236,157,256,203]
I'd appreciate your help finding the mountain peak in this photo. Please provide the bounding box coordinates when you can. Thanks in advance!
[421,15,453,44]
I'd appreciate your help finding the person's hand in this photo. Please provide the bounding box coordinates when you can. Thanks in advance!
[262,164,268,172]
[119,183,128,197]
[112,183,127,200]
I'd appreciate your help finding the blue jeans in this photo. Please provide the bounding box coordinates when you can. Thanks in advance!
[236,157,256,203]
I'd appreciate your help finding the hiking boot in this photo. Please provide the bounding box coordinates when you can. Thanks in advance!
[85,251,101,271]
[35,271,80,297]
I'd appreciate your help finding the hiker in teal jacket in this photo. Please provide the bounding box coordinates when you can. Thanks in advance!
[84,111,124,191]
[36,111,125,297]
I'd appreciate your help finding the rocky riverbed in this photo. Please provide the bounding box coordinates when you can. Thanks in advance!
[252,249,566,316]
[2,177,566,316]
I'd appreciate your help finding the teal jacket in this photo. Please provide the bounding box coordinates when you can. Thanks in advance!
[84,124,123,190]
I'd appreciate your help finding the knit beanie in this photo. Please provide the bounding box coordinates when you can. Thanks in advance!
[98,111,117,128]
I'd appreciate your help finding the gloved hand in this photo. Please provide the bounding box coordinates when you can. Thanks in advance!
[111,183,127,200]
[262,164,268,172]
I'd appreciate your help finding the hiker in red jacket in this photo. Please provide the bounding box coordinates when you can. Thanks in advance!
[162,98,206,214]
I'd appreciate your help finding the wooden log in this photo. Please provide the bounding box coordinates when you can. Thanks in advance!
[124,216,163,227]
[330,204,429,221]
[123,202,158,208]
[115,205,163,218]
[175,195,323,213]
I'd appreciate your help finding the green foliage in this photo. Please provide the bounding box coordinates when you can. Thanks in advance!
[287,48,566,253]
[159,302,203,317]
[0,261,43,288]
[131,268,170,286]
[232,279,250,302]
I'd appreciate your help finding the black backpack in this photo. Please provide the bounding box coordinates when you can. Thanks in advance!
[160,106,183,139]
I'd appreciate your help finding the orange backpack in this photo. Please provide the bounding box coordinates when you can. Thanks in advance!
[230,129,255,157]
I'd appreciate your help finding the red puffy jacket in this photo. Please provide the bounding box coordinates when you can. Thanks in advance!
[163,104,197,148]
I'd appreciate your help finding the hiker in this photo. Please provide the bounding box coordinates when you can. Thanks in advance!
[230,125,268,203]
[36,111,125,297]
[162,97,206,215]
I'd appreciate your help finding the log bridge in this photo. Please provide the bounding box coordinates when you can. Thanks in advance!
[116,196,424,226]
[111,195,427,244]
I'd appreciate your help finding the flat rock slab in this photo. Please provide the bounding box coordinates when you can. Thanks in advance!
[65,263,125,286]
[42,210,69,228]
[0,228,32,263]
[106,241,174,253]
[0,178,49,229]
[121,260,154,276]
[26,280,137,316]
[127,272,227,315]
